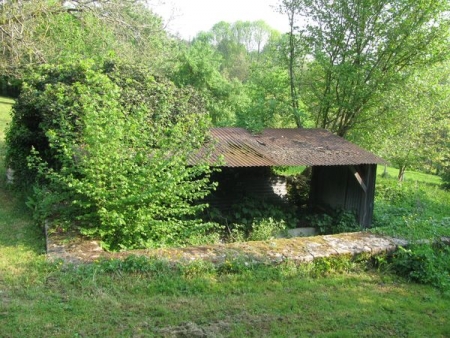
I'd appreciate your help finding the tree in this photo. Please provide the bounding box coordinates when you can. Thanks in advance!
[251,20,274,56]
[280,0,450,136]
[6,60,218,250]
[236,62,294,132]
[351,63,450,180]
[278,0,305,128]
[195,20,280,82]
[0,0,171,75]
[185,20,292,127]
[171,40,244,126]
[235,31,308,132]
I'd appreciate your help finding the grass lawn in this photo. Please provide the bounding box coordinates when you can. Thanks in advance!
[1,97,450,337]
[377,165,442,185]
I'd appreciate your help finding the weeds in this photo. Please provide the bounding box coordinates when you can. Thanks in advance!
[372,172,450,292]
[306,209,361,235]
[389,243,450,292]
[210,196,298,242]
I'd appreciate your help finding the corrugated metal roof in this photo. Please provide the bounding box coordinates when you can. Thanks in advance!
[195,128,385,167]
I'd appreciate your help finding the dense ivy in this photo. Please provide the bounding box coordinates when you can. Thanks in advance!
[6,60,218,250]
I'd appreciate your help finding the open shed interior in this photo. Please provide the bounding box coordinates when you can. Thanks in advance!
[197,128,386,231]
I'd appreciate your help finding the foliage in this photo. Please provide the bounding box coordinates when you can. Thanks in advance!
[189,20,304,130]
[277,0,308,128]
[273,165,306,177]
[197,20,280,77]
[2,103,450,337]
[373,170,450,292]
[372,174,450,240]
[389,243,450,292]
[286,167,311,206]
[307,209,360,235]
[442,169,450,190]
[235,62,297,132]
[280,0,450,136]
[0,96,13,141]
[208,196,299,242]
[225,22,313,131]
[5,61,218,250]
[0,0,174,76]
[247,217,288,241]
[352,63,450,180]
[171,40,245,126]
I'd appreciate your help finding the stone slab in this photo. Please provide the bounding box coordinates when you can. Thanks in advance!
[46,228,405,266]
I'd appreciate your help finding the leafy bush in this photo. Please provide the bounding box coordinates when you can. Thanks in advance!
[390,243,450,291]
[373,172,450,291]
[213,196,298,242]
[286,167,311,206]
[373,175,450,240]
[248,218,287,241]
[307,209,360,235]
[6,60,218,250]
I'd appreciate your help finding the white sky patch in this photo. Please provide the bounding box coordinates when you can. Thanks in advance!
[150,0,289,40]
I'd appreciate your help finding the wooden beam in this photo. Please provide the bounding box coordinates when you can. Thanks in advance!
[349,166,367,193]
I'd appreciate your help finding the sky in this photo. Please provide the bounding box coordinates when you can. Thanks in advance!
[149,0,289,40]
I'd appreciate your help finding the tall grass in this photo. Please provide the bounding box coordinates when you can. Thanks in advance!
[373,171,449,240]
[372,168,450,292]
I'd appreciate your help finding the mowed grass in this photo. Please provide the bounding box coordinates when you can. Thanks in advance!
[3,263,450,337]
[377,165,443,185]
[1,97,450,337]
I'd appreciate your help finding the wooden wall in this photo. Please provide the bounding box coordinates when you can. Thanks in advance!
[309,164,377,228]
[207,167,288,211]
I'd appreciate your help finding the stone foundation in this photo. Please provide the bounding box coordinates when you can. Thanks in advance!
[46,227,409,265]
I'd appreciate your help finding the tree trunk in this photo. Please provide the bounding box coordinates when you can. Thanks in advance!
[398,165,406,181]
[381,165,388,178]
[287,6,302,128]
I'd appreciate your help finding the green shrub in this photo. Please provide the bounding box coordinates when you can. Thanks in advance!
[373,173,450,291]
[215,196,298,242]
[373,174,450,240]
[217,257,255,275]
[286,167,311,206]
[390,243,450,291]
[6,60,218,250]
[307,209,360,235]
[248,218,287,241]
[238,196,297,225]
[181,259,215,278]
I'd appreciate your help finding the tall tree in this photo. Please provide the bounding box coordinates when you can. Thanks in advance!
[351,63,450,180]
[278,0,304,128]
[236,62,294,131]
[280,0,450,136]
[196,20,279,81]
[0,0,171,75]
[172,40,245,126]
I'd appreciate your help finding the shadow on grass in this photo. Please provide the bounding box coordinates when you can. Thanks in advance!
[0,140,45,255]
[0,184,45,254]
[0,98,13,106]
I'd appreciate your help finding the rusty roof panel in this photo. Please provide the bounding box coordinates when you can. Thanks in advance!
[197,128,385,167]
